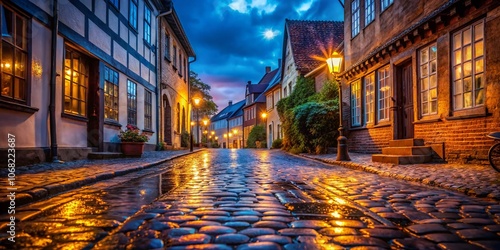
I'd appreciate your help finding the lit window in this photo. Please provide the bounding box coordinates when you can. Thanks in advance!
[127,80,137,125]
[452,20,485,110]
[144,5,151,44]
[64,48,89,116]
[129,0,138,30]
[144,90,152,129]
[104,66,119,121]
[1,6,28,103]
[419,44,438,115]
[351,0,360,37]
[350,80,361,126]
[381,0,393,11]
[364,73,375,124]
[377,66,391,121]
[365,0,375,25]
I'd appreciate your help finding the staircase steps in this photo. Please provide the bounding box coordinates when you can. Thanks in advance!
[372,139,433,165]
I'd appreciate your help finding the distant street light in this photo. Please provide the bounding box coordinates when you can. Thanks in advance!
[326,51,350,161]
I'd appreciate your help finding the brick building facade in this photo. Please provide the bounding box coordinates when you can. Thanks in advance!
[342,0,500,163]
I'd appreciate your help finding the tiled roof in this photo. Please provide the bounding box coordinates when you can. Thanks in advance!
[285,20,344,74]
[210,100,245,122]
[247,84,269,94]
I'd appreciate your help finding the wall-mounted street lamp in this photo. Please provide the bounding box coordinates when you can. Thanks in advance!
[326,51,351,161]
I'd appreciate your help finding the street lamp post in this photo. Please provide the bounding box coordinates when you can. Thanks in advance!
[327,52,351,161]
[190,121,195,152]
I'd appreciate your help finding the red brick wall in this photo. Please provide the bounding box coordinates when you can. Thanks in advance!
[348,126,392,154]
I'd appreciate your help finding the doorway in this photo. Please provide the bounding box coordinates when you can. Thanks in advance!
[163,95,172,145]
[396,61,414,139]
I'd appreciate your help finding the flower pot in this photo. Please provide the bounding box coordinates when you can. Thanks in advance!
[121,142,145,157]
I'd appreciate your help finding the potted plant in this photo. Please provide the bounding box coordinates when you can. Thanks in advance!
[119,124,149,157]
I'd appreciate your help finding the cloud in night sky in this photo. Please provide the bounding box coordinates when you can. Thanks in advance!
[173,0,344,111]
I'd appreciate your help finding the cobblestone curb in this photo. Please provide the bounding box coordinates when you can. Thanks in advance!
[0,150,203,209]
[298,153,500,201]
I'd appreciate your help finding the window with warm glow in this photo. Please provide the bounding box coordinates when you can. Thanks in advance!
[145,90,152,129]
[365,0,375,25]
[377,66,391,121]
[129,0,138,30]
[364,73,375,124]
[452,20,484,110]
[64,48,89,116]
[350,80,361,126]
[419,44,438,116]
[1,6,28,103]
[144,4,151,44]
[351,0,360,37]
[127,80,137,125]
[104,66,119,121]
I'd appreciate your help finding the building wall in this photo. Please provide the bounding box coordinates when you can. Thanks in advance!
[282,37,299,97]
[0,0,161,165]
[265,86,282,149]
[343,0,500,163]
[159,17,190,148]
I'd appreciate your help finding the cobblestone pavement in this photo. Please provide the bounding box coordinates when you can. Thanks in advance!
[0,150,200,209]
[302,152,500,201]
[86,149,499,249]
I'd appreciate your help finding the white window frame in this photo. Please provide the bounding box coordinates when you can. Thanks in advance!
[364,73,375,124]
[452,20,485,110]
[419,43,438,116]
[377,66,391,122]
[350,80,361,127]
[351,0,360,37]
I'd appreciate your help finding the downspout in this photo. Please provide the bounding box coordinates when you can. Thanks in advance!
[188,56,197,142]
[155,3,173,150]
[49,0,62,163]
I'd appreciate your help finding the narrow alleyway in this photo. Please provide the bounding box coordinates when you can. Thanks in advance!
[2,149,500,249]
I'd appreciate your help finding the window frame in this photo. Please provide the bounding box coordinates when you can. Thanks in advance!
[381,0,394,12]
[144,90,152,130]
[143,4,152,45]
[127,80,137,125]
[419,43,438,116]
[63,47,89,117]
[108,0,119,10]
[365,0,375,26]
[452,20,485,111]
[377,65,391,122]
[350,79,362,127]
[1,5,30,105]
[128,0,138,31]
[104,66,119,121]
[351,0,360,38]
[164,31,171,61]
[364,72,375,124]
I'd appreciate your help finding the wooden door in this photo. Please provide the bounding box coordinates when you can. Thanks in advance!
[397,61,414,139]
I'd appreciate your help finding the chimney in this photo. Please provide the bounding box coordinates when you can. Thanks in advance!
[228,100,233,106]
[265,66,271,73]
[247,81,251,85]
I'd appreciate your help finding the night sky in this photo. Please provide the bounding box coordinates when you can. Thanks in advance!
[174,0,344,111]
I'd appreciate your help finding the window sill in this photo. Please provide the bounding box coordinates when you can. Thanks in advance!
[178,72,183,78]
[374,122,391,128]
[0,99,38,114]
[143,39,152,49]
[414,117,442,124]
[104,119,122,128]
[448,106,488,120]
[164,56,171,63]
[61,113,88,122]
[447,112,490,121]
[143,129,155,134]
[172,65,177,71]
[350,126,367,131]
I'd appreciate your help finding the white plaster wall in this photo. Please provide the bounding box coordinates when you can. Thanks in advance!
[129,32,137,50]
[103,126,121,143]
[0,20,52,148]
[141,63,149,82]
[59,0,85,37]
[118,76,129,127]
[89,20,111,55]
[128,54,140,75]
[94,0,107,23]
[120,21,128,42]
[282,38,298,96]
[80,0,92,11]
[113,41,127,67]
[29,0,51,15]
[108,9,119,35]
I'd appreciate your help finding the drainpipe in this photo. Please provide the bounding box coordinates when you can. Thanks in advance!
[155,3,173,150]
[49,0,63,163]
[188,56,197,147]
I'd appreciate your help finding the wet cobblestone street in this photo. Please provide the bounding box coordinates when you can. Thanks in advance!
[2,149,500,249]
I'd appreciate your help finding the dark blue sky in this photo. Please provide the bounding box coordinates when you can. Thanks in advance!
[174,0,344,110]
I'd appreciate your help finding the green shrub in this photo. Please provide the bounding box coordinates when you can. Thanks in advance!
[272,138,283,149]
[181,131,190,147]
[247,125,266,148]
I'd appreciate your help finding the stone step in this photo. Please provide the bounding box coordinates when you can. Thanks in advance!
[88,152,123,160]
[372,154,432,165]
[388,139,425,147]
[382,146,433,156]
